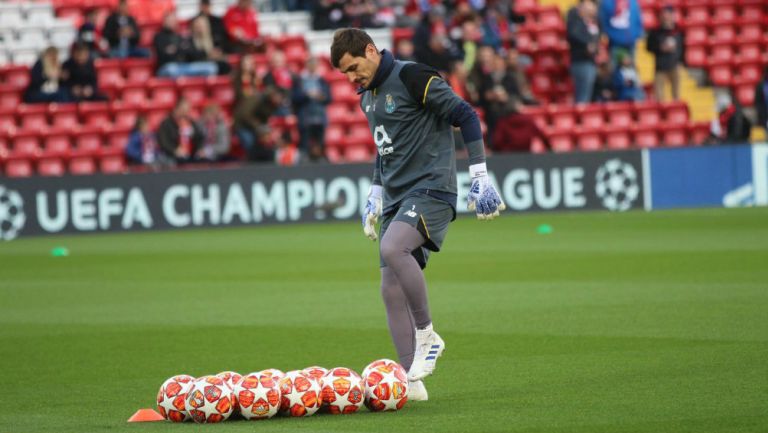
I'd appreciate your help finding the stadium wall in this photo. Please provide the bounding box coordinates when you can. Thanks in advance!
[1,144,766,240]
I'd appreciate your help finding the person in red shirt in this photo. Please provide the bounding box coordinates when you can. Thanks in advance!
[492,99,551,153]
[223,0,262,52]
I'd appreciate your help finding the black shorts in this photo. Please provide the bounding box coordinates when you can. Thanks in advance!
[379,192,454,269]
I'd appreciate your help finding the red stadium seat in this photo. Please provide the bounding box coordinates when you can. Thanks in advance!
[660,125,688,147]
[733,78,756,106]
[536,6,564,30]
[124,58,154,83]
[3,66,31,89]
[710,44,734,63]
[100,154,126,174]
[11,132,41,158]
[685,26,708,45]
[147,78,178,105]
[69,156,97,175]
[0,85,21,110]
[685,6,709,25]
[325,124,344,149]
[0,108,15,131]
[547,130,574,152]
[577,105,605,128]
[635,102,662,126]
[49,103,79,128]
[330,82,358,105]
[37,157,66,176]
[737,44,762,63]
[17,104,48,130]
[79,102,112,127]
[605,103,634,128]
[688,121,711,144]
[95,59,124,87]
[684,43,707,67]
[708,63,733,87]
[738,19,764,42]
[177,77,208,106]
[121,84,148,106]
[327,103,351,125]
[345,145,373,162]
[711,23,736,43]
[4,158,34,177]
[736,61,762,83]
[575,128,602,151]
[548,106,576,129]
[71,126,103,156]
[712,5,737,21]
[42,131,72,158]
[208,76,234,106]
[604,126,632,150]
[111,102,140,129]
[633,126,659,148]
[662,101,689,124]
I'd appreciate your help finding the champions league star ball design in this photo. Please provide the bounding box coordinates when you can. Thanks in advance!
[278,371,322,417]
[156,375,195,422]
[301,366,328,385]
[0,185,25,241]
[256,368,285,383]
[362,359,409,412]
[233,372,281,420]
[595,158,640,211]
[321,367,365,414]
[216,371,242,413]
[185,375,236,423]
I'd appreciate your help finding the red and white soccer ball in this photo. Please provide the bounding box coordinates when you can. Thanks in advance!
[302,366,328,385]
[234,371,282,420]
[216,371,243,414]
[257,368,285,383]
[362,359,409,412]
[185,375,236,423]
[321,367,365,414]
[157,374,195,422]
[278,370,322,417]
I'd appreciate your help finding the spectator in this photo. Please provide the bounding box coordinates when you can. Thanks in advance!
[458,19,482,73]
[196,103,231,162]
[709,93,752,144]
[312,0,347,31]
[599,0,644,62]
[77,8,106,57]
[492,98,551,153]
[157,98,205,164]
[505,47,537,105]
[125,115,167,167]
[190,16,231,75]
[481,4,514,52]
[233,53,261,102]
[479,53,518,140]
[153,13,218,78]
[262,50,295,115]
[567,0,600,104]
[194,0,230,53]
[646,6,683,101]
[344,0,379,28]
[103,0,149,58]
[394,38,416,61]
[62,42,108,102]
[233,86,286,162]
[413,5,448,64]
[24,47,72,104]
[468,45,496,105]
[612,49,644,101]
[592,60,616,102]
[223,0,263,52]
[448,61,472,102]
[421,33,459,74]
[755,66,768,134]
[292,56,331,161]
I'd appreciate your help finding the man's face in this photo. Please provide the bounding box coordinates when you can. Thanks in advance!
[581,1,596,19]
[337,44,380,89]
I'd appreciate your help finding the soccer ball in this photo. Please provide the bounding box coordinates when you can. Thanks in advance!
[233,372,281,420]
[257,368,285,383]
[216,371,242,413]
[594,158,640,211]
[321,367,365,414]
[0,185,25,241]
[362,359,409,412]
[278,370,322,417]
[185,375,236,423]
[156,374,195,422]
[302,366,328,384]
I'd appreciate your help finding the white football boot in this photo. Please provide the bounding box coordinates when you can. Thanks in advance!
[408,380,428,401]
[407,324,445,381]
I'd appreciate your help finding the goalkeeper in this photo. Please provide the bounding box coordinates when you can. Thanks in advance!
[331,29,505,400]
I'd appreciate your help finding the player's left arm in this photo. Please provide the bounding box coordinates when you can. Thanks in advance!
[400,63,506,220]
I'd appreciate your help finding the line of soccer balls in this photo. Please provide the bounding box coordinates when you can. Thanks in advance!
[157,359,409,423]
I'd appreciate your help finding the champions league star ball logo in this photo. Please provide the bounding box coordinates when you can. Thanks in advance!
[0,185,25,241]
[594,159,640,211]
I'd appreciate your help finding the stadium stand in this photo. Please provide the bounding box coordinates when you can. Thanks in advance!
[0,0,766,177]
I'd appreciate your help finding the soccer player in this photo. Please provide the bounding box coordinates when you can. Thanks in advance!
[331,29,505,400]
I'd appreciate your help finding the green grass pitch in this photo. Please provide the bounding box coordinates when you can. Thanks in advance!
[1,208,767,433]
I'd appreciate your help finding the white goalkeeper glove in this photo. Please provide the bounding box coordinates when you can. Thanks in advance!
[362,185,383,241]
[468,163,506,220]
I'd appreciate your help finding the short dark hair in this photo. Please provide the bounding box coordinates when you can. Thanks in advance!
[330,28,375,68]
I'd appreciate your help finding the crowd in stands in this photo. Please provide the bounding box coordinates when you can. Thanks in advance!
[4,0,767,177]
